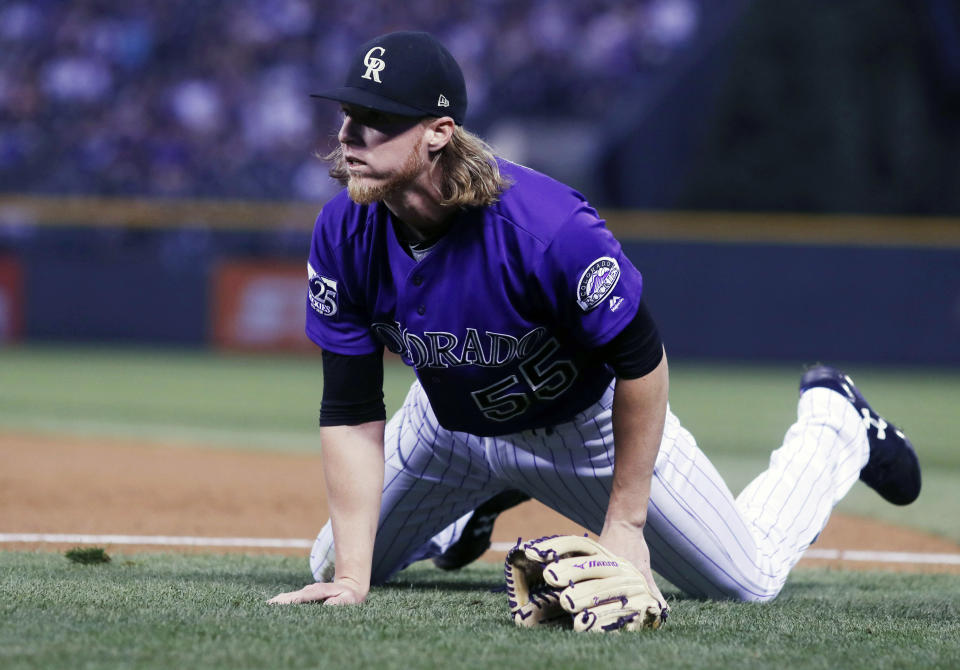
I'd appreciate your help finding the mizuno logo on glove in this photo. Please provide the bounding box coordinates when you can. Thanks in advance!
[573,559,620,570]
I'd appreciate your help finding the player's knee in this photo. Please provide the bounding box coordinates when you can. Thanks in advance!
[729,589,778,604]
[309,526,335,582]
[310,556,335,582]
[704,577,783,603]
[730,581,783,603]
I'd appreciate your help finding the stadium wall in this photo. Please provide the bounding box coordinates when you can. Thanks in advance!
[0,197,957,365]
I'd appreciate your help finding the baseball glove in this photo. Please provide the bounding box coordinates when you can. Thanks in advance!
[504,535,667,632]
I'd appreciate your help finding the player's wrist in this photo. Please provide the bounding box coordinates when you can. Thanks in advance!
[602,504,649,533]
[332,574,370,598]
[599,518,650,560]
[605,514,648,528]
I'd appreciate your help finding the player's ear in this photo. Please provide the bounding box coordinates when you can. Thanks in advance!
[424,116,455,152]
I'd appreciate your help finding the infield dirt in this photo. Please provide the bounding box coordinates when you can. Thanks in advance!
[2,432,957,574]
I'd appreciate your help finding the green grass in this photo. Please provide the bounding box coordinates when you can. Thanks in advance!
[2,552,958,670]
[667,362,960,470]
[0,344,415,450]
[3,348,959,669]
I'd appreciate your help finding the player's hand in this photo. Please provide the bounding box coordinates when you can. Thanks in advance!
[599,522,668,610]
[267,579,367,606]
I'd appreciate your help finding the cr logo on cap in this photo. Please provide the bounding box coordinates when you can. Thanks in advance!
[362,46,386,83]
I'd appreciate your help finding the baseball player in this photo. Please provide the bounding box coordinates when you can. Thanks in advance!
[268,31,921,612]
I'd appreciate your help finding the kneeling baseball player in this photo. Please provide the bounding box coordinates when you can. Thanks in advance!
[268,31,921,630]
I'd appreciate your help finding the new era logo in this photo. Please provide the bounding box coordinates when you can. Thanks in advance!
[437,94,449,108]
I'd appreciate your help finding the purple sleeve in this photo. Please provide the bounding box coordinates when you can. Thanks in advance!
[304,211,380,355]
[537,203,644,349]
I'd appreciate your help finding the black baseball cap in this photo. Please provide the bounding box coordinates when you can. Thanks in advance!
[311,31,467,125]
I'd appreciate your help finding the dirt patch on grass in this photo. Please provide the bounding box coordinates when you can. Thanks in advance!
[2,431,957,574]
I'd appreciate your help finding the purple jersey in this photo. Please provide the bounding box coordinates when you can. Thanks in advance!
[305,160,644,436]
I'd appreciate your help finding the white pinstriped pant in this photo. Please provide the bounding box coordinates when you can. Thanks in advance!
[309,379,869,601]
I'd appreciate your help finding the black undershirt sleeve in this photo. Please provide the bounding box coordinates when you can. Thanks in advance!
[596,300,664,379]
[319,349,387,426]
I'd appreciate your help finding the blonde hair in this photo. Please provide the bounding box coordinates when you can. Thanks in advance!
[325,125,512,208]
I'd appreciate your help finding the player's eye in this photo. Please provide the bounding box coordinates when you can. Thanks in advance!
[341,106,384,127]
[341,105,420,134]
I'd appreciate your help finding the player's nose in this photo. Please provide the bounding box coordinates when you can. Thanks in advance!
[338,114,361,145]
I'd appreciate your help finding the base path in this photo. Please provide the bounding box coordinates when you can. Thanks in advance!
[2,432,957,574]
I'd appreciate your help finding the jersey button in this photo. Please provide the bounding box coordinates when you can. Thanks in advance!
[412,275,423,286]
[417,305,426,315]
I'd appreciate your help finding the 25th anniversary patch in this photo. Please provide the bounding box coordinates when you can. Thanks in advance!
[308,262,339,317]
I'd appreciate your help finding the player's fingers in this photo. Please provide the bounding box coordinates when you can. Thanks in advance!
[636,564,667,608]
[267,589,311,605]
[267,582,340,605]
[267,591,301,605]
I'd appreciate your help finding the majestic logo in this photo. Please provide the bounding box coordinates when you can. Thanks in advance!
[608,296,624,313]
[307,263,338,317]
[576,257,621,312]
[361,46,386,83]
[437,94,449,108]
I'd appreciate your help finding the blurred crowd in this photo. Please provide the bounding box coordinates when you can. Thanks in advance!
[0,0,700,201]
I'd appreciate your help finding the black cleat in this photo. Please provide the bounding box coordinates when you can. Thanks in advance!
[432,489,531,571]
[799,365,921,505]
